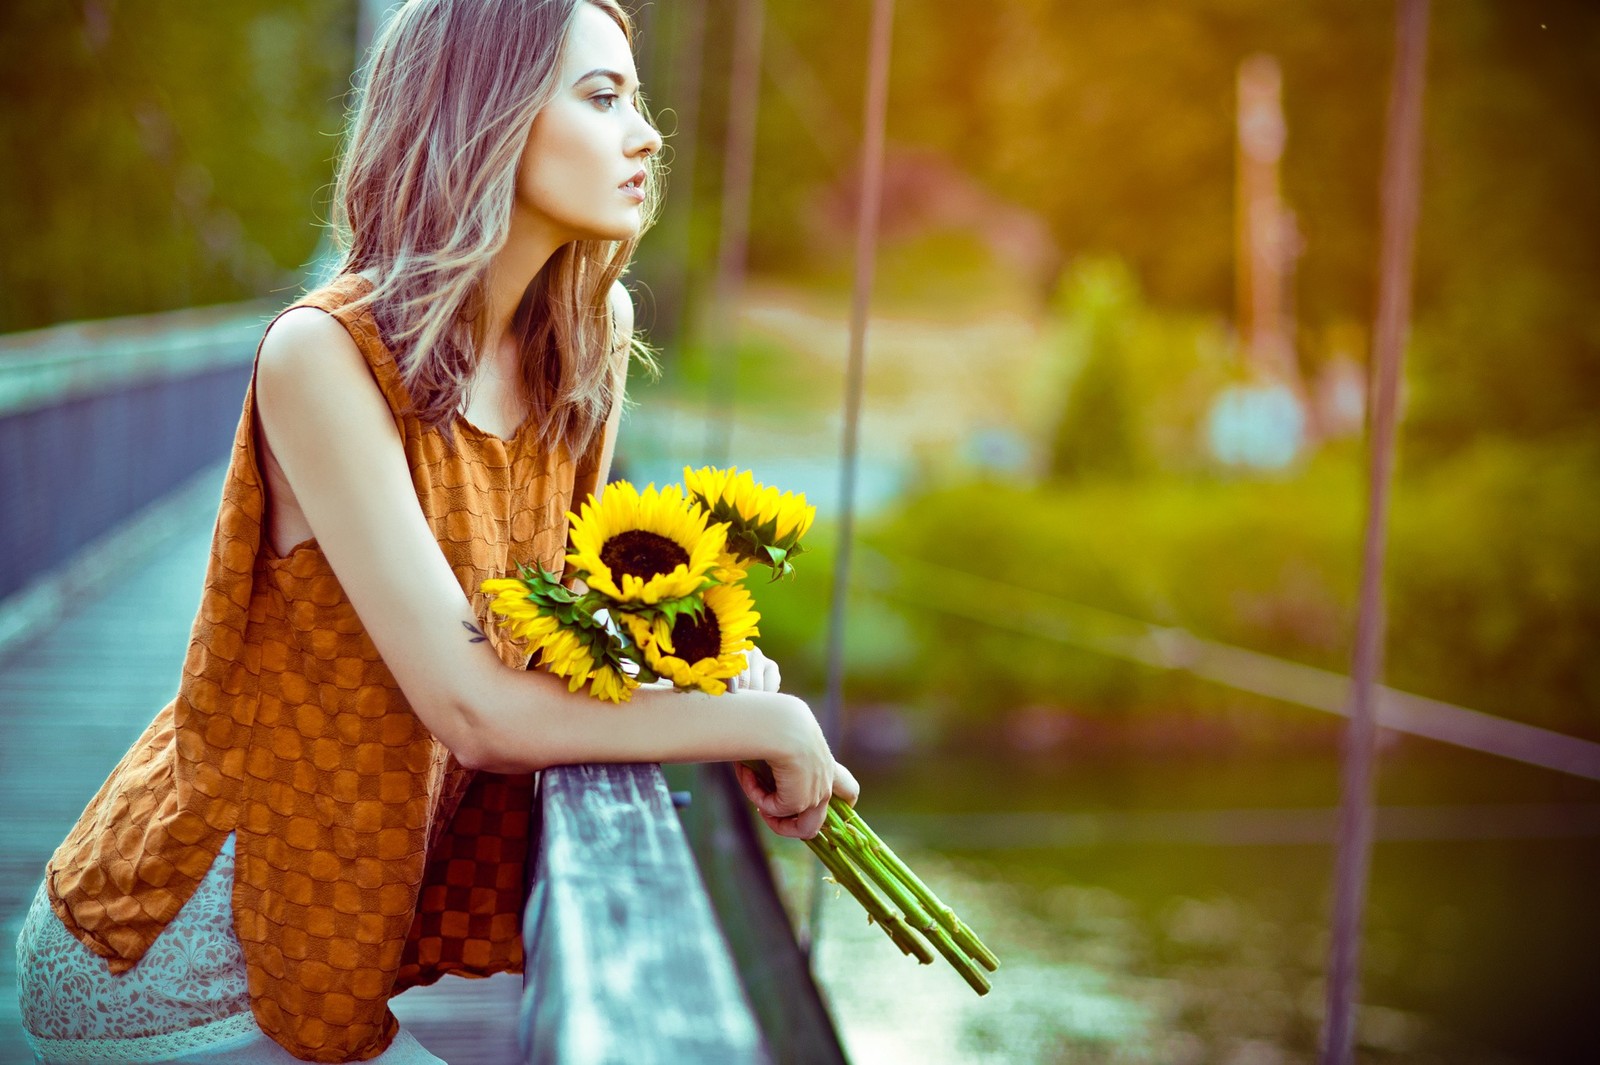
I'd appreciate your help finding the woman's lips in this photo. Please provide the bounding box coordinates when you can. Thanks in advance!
[618,168,646,201]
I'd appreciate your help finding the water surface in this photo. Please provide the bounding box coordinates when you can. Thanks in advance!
[785,745,1600,1064]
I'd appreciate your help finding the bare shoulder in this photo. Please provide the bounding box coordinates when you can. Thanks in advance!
[255,304,393,434]
[256,302,403,486]
[257,305,366,386]
[606,280,634,399]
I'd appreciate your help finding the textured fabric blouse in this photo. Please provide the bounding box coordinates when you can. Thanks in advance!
[44,273,607,1062]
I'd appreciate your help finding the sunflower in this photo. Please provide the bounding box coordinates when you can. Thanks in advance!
[711,551,749,586]
[586,660,636,704]
[619,581,760,696]
[565,482,730,605]
[483,575,638,704]
[531,625,639,705]
[683,466,814,579]
[483,578,562,644]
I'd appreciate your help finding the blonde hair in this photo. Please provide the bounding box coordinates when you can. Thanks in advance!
[328,0,662,458]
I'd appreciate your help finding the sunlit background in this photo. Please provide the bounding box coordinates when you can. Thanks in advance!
[2,1,1597,1063]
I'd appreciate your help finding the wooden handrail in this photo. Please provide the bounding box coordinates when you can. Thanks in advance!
[522,763,771,1065]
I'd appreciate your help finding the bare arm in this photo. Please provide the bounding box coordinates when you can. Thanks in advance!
[253,293,839,826]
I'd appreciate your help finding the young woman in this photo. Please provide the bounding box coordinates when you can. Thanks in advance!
[15,1,857,1061]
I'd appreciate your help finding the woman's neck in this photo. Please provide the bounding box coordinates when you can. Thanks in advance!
[484,213,567,351]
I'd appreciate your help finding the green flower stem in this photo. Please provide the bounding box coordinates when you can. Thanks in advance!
[823,806,992,996]
[807,829,932,963]
[805,827,894,934]
[834,799,1001,973]
[735,759,997,992]
[822,806,932,931]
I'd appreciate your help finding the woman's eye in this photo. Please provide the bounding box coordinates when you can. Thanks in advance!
[591,92,619,111]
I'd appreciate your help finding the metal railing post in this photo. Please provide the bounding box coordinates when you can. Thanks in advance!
[1321,2,1432,1061]
[812,0,896,955]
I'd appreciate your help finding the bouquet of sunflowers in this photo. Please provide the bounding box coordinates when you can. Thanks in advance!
[482,466,999,994]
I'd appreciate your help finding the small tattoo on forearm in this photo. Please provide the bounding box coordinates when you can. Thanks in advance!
[462,621,487,644]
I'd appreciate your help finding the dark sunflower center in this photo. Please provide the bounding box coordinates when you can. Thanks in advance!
[600,530,690,582]
[670,609,722,664]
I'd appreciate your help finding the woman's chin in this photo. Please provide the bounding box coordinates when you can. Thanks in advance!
[545,201,645,245]
[591,207,646,240]
[600,218,644,242]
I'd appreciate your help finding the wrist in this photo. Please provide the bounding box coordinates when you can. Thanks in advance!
[745,690,814,762]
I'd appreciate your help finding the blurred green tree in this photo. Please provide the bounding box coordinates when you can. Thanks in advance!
[1045,260,1145,482]
[0,0,352,330]
[754,0,1597,458]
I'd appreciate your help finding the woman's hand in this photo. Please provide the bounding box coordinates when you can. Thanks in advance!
[726,645,780,694]
[737,760,860,839]
[732,693,860,839]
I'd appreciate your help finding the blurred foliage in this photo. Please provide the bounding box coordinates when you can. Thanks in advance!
[1037,259,1243,482]
[0,0,352,329]
[1384,432,1600,734]
[757,437,1599,741]
[793,228,1033,318]
[728,0,1600,456]
[737,527,924,711]
[702,0,1597,744]
[1045,261,1147,482]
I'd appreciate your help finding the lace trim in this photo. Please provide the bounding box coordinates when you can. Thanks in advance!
[22,1010,259,1062]
[19,832,251,1040]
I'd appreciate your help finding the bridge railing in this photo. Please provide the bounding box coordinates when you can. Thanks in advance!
[523,763,772,1064]
[0,300,271,612]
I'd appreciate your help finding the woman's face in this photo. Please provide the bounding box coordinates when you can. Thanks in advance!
[515,3,661,244]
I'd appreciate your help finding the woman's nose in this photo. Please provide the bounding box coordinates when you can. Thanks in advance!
[634,117,662,158]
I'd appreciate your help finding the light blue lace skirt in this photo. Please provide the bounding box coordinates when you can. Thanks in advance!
[14,832,445,1064]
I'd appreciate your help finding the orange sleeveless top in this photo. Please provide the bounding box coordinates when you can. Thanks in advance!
[45,273,606,1062]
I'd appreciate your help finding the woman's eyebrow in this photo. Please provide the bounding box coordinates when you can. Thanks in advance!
[573,68,640,93]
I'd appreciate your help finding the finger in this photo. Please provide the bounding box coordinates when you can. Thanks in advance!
[762,808,820,840]
[795,798,829,839]
[742,647,771,691]
[758,810,797,837]
[781,765,827,817]
[761,660,781,692]
[765,785,804,819]
[832,764,859,806]
[735,763,780,816]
